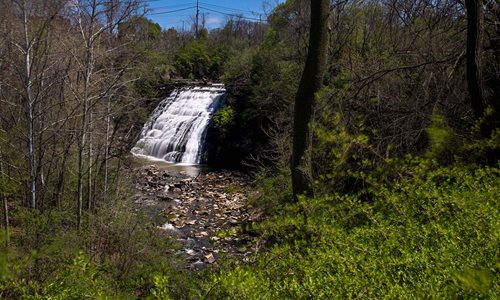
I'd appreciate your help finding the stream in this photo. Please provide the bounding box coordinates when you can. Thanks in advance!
[131,160,263,270]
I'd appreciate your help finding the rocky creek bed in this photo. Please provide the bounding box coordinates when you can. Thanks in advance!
[132,165,264,270]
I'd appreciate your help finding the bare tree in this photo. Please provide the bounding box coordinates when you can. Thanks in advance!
[69,0,139,230]
[2,0,69,209]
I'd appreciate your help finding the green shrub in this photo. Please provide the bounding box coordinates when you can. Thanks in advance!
[248,167,292,215]
[213,105,234,130]
[0,198,194,299]
[204,161,500,299]
[426,112,458,164]
[149,275,172,300]
[29,251,113,299]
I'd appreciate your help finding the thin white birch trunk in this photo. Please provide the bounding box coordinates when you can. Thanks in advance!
[22,0,36,209]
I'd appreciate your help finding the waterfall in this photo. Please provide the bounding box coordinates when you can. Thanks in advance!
[131,85,226,164]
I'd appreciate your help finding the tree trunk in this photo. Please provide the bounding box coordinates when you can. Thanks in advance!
[465,0,486,120]
[22,0,37,209]
[2,195,8,247]
[104,96,111,196]
[0,153,9,246]
[87,111,93,212]
[77,100,86,232]
[291,0,330,201]
[77,69,89,232]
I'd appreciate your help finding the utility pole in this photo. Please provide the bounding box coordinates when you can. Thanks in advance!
[195,0,199,38]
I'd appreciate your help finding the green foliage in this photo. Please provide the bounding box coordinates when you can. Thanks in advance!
[0,198,194,299]
[149,275,172,300]
[135,76,161,98]
[205,161,500,299]
[212,35,300,167]
[118,17,162,42]
[132,48,171,98]
[147,21,162,40]
[1,250,114,299]
[213,105,234,131]
[426,112,458,164]
[174,40,228,80]
[220,47,256,84]
[313,108,374,194]
[462,119,500,165]
[455,267,496,295]
[0,232,10,280]
[248,168,292,215]
[0,131,23,198]
[0,173,17,197]
[29,251,113,299]
[174,41,208,79]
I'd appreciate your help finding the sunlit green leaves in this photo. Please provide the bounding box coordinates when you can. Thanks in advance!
[206,161,500,298]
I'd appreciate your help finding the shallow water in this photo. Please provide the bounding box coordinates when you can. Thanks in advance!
[131,154,208,177]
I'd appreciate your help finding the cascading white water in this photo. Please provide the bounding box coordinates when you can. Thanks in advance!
[131,85,226,164]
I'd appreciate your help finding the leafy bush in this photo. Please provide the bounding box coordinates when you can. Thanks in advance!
[248,167,293,215]
[30,251,113,299]
[425,112,459,164]
[213,105,234,131]
[204,160,500,299]
[150,275,172,300]
[0,198,194,299]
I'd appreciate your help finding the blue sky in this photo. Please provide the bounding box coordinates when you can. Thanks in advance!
[144,0,284,30]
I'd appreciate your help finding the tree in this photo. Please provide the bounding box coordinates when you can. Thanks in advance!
[1,0,70,210]
[290,0,330,201]
[70,0,139,231]
[464,0,486,121]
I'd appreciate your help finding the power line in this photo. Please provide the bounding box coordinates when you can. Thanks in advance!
[199,6,263,22]
[199,2,258,14]
[142,2,266,25]
[150,3,196,11]
[145,6,197,16]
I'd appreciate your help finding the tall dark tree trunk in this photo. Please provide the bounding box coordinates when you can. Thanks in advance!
[465,0,486,119]
[291,0,330,201]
